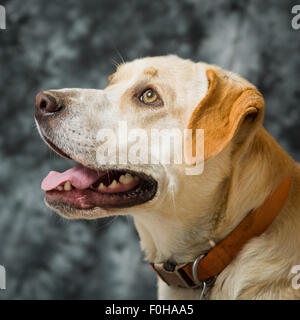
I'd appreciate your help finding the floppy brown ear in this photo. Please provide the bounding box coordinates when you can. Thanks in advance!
[187,68,265,161]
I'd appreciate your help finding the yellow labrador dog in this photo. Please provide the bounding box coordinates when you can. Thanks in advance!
[34,55,300,299]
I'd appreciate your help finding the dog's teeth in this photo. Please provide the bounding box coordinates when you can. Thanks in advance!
[64,181,72,191]
[98,183,106,191]
[119,173,139,185]
[119,175,126,184]
[125,173,133,179]
[120,173,134,184]
[109,180,120,189]
[57,186,63,191]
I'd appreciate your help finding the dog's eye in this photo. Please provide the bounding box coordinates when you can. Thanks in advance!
[139,89,158,104]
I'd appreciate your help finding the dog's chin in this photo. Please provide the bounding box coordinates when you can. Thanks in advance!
[44,199,119,219]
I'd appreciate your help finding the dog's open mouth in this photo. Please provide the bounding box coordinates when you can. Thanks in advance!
[42,139,157,210]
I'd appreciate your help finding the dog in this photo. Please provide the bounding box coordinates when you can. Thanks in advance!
[34,55,300,299]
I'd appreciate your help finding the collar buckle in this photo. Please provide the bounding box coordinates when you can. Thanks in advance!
[150,261,200,289]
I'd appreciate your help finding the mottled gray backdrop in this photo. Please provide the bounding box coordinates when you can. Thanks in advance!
[0,0,299,299]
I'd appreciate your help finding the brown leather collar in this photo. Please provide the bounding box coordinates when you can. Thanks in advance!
[150,175,292,289]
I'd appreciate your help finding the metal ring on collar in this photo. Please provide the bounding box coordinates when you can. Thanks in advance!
[192,254,205,285]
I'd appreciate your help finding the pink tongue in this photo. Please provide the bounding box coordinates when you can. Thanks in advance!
[41,164,105,191]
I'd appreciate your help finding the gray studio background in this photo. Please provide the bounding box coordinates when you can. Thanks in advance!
[0,0,299,299]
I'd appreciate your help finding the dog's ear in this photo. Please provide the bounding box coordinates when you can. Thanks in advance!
[187,68,265,161]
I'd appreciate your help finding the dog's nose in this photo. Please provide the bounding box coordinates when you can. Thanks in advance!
[35,92,62,114]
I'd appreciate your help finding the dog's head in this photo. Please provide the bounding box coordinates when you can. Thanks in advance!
[35,55,264,220]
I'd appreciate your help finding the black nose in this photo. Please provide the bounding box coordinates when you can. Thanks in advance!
[35,92,62,117]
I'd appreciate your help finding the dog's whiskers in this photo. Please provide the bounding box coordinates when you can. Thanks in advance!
[111,58,121,68]
[112,44,125,65]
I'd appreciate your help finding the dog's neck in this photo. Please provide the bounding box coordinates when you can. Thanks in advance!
[133,127,294,265]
